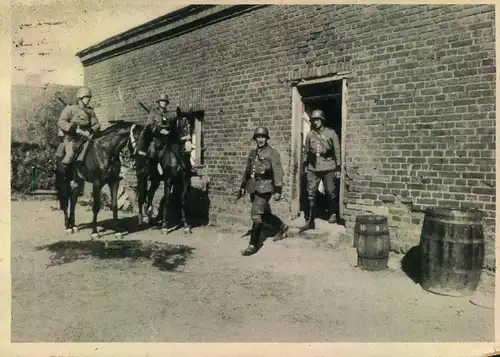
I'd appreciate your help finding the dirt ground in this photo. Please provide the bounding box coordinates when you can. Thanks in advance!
[10,200,494,342]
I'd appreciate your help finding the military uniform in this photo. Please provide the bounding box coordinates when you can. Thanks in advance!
[301,109,341,231]
[240,127,288,256]
[144,105,173,160]
[136,94,173,160]
[57,103,100,163]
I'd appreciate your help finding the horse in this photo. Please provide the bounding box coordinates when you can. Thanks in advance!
[126,113,193,235]
[55,121,136,239]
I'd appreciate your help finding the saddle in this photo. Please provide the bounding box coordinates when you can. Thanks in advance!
[57,139,92,183]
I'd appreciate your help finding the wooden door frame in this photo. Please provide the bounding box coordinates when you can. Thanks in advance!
[289,73,349,220]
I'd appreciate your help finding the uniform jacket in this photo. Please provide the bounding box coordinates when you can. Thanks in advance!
[146,105,170,128]
[57,104,101,138]
[241,144,283,195]
[146,106,191,141]
[304,126,341,172]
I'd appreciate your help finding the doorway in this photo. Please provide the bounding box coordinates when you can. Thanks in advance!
[290,77,347,225]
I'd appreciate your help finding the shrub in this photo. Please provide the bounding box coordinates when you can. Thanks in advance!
[11,142,56,192]
[10,90,70,193]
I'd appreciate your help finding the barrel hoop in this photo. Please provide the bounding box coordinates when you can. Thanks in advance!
[426,207,486,221]
[420,266,483,275]
[425,216,484,225]
[420,238,485,244]
[355,215,388,225]
[354,230,390,236]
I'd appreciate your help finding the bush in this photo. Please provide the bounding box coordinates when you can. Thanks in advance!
[10,91,69,193]
[11,142,57,192]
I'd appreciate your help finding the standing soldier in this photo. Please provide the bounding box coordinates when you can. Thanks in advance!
[56,86,101,189]
[239,126,289,256]
[136,94,171,160]
[300,109,341,233]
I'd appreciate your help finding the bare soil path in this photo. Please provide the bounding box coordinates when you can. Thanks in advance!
[11,200,494,342]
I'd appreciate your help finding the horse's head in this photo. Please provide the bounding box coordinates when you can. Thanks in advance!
[93,121,139,159]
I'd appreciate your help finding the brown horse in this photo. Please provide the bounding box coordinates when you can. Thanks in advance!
[126,114,194,235]
[55,121,136,238]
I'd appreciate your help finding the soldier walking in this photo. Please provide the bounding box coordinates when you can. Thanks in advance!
[239,126,289,256]
[56,86,101,189]
[300,109,341,232]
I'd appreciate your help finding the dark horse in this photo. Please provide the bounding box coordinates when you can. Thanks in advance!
[55,121,136,239]
[126,113,193,235]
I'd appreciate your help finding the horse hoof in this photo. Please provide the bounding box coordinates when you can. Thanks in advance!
[184,228,192,234]
[72,227,79,234]
[65,228,72,234]
[161,228,168,235]
[114,232,123,239]
[91,233,100,240]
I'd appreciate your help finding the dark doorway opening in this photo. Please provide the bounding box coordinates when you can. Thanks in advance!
[297,80,343,224]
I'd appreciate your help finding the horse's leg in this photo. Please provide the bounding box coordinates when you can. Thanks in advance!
[136,174,148,225]
[68,185,80,234]
[161,175,170,234]
[62,188,71,234]
[146,176,160,224]
[90,182,102,239]
[109,180,123,239]
[180,175,192,234]
[56,166,72,233]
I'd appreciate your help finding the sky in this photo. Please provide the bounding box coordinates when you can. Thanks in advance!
[10,0,186,86]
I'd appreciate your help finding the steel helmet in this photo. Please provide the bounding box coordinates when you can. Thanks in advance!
[310,109,326,121]
[253,126,269,140]
[157,94,170,103]
[76,86,92,99]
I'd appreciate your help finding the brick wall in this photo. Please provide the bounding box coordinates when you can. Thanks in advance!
[82,4,496,267]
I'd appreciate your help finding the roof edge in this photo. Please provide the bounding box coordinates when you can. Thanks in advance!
[75,5,214,58]
[75,5,269,66]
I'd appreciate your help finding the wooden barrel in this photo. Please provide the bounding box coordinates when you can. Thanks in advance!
[419,207,485,297]
[354,215,391,271]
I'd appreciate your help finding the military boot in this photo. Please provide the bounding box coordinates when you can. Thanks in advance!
[298,199,316,233]
[241,222,262,256]
[327,198,339,224]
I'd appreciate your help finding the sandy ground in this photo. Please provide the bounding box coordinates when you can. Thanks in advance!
[11,200,494,342]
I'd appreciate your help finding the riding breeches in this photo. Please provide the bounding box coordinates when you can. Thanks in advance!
[250,192,272,223]
[306,169,336,201]
[60,137,82,165]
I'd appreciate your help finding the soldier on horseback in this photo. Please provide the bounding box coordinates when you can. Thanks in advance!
[136,94,172,162]
[56,86,101,189]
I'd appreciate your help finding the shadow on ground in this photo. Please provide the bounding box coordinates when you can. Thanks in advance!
[401,245,422,284]
[35,239,195,272]
[75,214,198,239]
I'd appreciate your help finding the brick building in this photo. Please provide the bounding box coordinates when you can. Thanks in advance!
[76,5,496,267]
